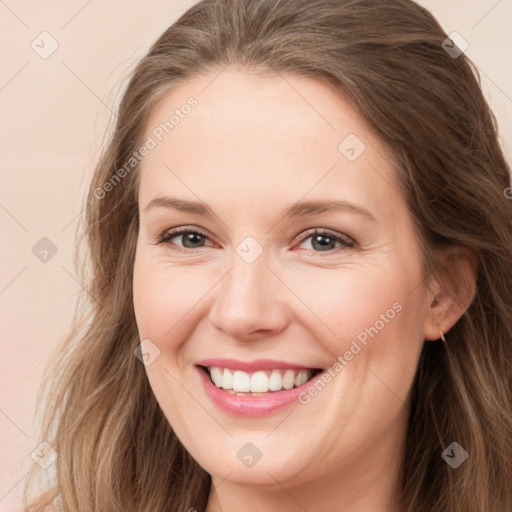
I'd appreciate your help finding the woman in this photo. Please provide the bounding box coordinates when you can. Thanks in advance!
[23,0,512,510]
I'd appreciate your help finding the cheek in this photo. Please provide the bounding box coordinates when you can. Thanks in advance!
[132,254,210,431]
[288,256,426,397]
[133,252,215,348]
[290,262,411,348]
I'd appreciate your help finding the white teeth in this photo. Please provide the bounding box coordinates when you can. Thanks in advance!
[206,367,316,393]
[210,367,223,387]
[282,369,295,390]
[250,371,269,392]
[268,369,283,391]
[232,370,251,392]
[221,368,233,390]
[294,370,309,387]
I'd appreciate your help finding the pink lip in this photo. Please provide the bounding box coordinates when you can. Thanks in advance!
[195,358,318,372]
[195,365,324,417]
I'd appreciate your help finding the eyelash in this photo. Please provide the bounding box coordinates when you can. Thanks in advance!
[156,226,356,256]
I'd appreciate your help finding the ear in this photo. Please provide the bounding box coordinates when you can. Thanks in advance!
[423,246,478,341]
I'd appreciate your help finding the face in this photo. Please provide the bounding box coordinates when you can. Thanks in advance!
[133,69,433,492]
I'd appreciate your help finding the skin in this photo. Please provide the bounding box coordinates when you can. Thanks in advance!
[132,68,476,511]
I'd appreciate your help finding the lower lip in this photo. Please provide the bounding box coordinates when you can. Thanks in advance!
[196,366,323,417]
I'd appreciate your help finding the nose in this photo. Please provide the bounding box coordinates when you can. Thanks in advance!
[208,249,290,341]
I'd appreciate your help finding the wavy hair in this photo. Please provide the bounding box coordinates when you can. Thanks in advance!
[23,0,512,510]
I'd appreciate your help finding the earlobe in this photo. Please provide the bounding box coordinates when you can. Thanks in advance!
[423,247,478,341]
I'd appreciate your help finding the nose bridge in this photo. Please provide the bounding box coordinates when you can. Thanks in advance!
[226,248,269,304]
[209,242,288,339]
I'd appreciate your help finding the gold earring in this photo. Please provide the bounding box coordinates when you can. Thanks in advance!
[440,331,446,343]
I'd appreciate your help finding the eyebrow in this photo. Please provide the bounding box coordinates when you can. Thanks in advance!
[143,197,376,222]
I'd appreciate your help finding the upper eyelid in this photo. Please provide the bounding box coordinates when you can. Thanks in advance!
[164,226,216,242]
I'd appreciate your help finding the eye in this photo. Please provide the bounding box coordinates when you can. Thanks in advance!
[156,227,214,252]
[156,226,356,255]
[294,229,356,255]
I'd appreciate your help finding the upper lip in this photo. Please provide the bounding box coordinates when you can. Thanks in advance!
[196,358,322,372]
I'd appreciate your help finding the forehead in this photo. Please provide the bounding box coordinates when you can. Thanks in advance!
[138,69,402,227]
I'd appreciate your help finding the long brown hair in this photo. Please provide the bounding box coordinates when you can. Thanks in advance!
[23,0,512,510]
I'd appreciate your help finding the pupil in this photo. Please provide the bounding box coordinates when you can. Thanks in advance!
[183,232,203,248]
[312,234,333,251]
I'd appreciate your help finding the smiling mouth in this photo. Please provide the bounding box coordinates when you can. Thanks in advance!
[197,365,323,396]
